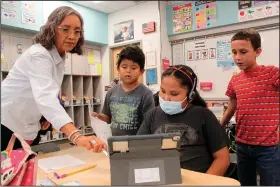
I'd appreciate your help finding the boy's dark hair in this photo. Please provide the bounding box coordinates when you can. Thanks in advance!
[162,65,207,108]
[117,45,145,70]
[231,29,261,51]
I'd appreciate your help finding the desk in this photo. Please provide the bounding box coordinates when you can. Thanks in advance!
[37,147,240,186]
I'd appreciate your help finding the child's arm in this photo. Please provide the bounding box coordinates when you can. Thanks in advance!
[220,97,237,127]
[92,112,111,124]
[203,109,230,176]
[206,147,230,176]
[92,89,112,124]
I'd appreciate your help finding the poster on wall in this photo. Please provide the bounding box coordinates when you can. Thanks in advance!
[22,10,36,24]
[216,41,235,67]
[195,50,201,61]
[21,1,36,24]
[201,49,208,60]
[254,1,272,7]
[114,20,134,43]
[162,59,170,71]
[238,1,252,9]
[238,1,278,22]
[209,48,216,59]
[172,3,192,34]
[187,51,194,61]
[1,7,17,21]
[146,68,157,85]
[195,0,216,29]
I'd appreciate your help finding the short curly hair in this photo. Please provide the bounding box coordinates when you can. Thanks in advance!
[34,6,85,55]
[117,45,145,70]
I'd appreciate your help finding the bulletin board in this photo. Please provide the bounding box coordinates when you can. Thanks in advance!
[172,27,279,99]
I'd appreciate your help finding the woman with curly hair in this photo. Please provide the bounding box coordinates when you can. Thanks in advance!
[1,6,105,152]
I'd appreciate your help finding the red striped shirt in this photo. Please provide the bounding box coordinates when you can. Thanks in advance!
[226,65,280,146]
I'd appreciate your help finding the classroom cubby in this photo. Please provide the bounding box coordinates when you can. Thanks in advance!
[83,76,93,105]
[74,106,84,130]
[1,32,103,144]
[61,75,72,106]
[72,76,83,106]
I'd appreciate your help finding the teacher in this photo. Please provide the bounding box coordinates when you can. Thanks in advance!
[1,6,105,152]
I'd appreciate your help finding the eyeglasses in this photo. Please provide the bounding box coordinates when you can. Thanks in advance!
[57,26,83,38]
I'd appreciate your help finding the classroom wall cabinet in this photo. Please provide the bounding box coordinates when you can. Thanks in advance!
[1,33,103,144]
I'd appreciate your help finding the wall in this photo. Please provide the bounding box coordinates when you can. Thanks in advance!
[42,1,108,45]
[1,1,108,45]
[103,1,161,94]
[159,1,172,65]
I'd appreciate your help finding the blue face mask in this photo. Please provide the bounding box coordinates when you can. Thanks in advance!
[159,96,188,115]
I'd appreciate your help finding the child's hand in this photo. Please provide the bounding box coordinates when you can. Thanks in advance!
[41,121,51,130]
[91,112,101,119]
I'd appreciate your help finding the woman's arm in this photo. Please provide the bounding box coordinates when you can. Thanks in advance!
[206,147,230,176]
[28,51,105,152]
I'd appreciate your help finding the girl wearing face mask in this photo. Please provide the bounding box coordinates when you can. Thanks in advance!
[137,65,230,176]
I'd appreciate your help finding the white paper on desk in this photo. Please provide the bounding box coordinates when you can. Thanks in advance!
[134,167,160,183]
[88,104,112,146]
[38,155,86,173]
[36,178,56,186]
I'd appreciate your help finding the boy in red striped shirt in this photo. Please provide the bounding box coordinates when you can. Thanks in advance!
[221,29,279,186]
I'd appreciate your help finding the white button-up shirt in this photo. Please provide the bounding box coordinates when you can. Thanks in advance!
[1,44,73,140]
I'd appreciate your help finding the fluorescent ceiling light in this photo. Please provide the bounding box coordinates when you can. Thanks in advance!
[92,1,102,3]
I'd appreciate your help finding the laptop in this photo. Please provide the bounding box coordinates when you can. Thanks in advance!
[108,133,182,186]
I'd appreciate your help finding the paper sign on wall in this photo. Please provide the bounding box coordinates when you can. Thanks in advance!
[97,63,102,75]
[22,10,36,24]
[16,43,23,54]
[1,7,17,21]
[238,1,278,22]
[88,51,94,64]
[1,54,6,63]
[217,41,235,67]
[200,82,213,91]
[195,0,217,29]
[172,3,192,34]
[162,59,170,71]
[146,51,156,67]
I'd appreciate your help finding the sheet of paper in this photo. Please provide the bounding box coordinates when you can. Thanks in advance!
[172,43,184,65]
[36,178,56,186]
[97,63,102,75]
[93,50,101,63]
[88,51,94,65]
[88,105,112,145]
[146,51,156,67]
[134,168,160,183]
[60,181,82,186]
[38,155,86,173]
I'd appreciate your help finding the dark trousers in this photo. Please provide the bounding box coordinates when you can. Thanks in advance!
[236,142,280,186]
[1,124,23,151]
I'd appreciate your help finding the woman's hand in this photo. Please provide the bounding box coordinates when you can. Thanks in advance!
[75,135,106,152]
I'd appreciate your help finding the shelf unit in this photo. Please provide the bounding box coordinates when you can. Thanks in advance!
[1,32,103,144]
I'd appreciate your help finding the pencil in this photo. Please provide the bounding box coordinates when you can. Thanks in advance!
[58,164,96,179]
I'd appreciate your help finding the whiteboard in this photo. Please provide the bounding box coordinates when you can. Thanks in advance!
[181,28,279,99]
